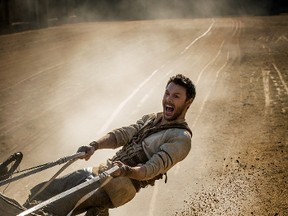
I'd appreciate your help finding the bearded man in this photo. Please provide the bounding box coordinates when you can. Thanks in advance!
[25,74,196,216]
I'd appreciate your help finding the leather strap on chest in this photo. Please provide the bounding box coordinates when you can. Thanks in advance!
[112,117,192,190]
[112,116,192,166]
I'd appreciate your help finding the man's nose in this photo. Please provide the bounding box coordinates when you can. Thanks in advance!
[166,95,173,103]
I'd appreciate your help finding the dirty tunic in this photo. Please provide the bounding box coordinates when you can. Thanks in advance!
[110,112,192,180]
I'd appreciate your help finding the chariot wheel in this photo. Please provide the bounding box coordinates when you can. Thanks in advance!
[0,152,23,181]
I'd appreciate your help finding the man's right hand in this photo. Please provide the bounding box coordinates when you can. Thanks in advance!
[77,145,95,161]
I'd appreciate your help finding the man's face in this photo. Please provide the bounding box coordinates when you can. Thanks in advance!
[162,82,192,121]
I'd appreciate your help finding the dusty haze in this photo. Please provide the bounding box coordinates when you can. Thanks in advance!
[0,2,287,216]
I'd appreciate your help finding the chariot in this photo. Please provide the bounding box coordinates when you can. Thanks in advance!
[0,152,117,216]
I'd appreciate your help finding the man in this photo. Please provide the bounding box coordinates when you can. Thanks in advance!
[25,74,196,216]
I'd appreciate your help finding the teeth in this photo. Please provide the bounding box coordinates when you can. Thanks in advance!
[166,105,174,112]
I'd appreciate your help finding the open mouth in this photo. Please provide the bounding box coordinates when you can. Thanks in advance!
[165,105,174,115]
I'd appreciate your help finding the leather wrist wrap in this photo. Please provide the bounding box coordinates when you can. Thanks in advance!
[89,141,99,150]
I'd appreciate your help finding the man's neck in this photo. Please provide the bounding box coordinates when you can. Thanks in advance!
[160,117,186,125]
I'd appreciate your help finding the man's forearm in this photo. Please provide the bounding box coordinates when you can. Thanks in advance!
[112,162,148,181]
[126,165,147,180]
[91,133,118,150]
[78,133,118,161]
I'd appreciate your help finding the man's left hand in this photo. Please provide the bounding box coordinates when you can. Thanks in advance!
[111,161,133,177]
[77,145,95,161]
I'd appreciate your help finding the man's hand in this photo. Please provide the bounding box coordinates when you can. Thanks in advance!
[77,145,95,161]
[111,161,133,177]
[77,141,99,161]
[111,161,147,180]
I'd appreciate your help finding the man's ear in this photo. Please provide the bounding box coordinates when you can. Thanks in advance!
[187,98,193,104]
[186,98,193,109]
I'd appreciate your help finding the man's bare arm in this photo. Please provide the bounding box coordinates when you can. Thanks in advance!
[112,161,148,181]
[92,133,118,150]
[78,133,118,160]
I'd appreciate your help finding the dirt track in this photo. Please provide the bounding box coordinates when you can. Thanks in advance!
[0,15,287,215]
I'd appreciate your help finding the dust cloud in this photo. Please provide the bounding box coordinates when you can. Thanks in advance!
[0,13,174,167]
[69,0,282,22]
[1,1,287,214]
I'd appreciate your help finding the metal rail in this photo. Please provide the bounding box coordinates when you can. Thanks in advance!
[17,165,119,216]
[0,152,85,187]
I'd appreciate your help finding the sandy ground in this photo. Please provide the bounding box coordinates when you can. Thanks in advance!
[0,15,287,215]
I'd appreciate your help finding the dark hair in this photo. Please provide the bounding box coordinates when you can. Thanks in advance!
[167,74,196,100]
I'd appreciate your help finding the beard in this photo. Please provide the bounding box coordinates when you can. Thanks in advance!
[163,102,188,122]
